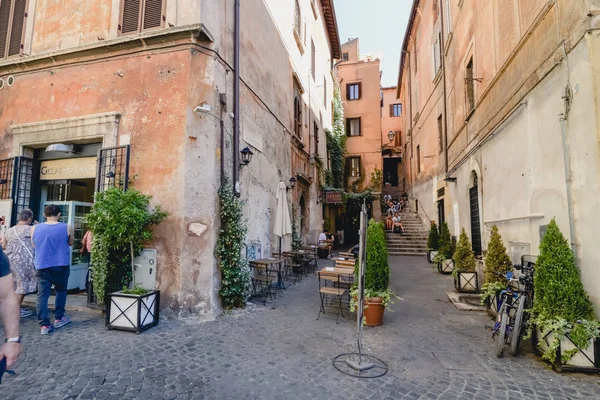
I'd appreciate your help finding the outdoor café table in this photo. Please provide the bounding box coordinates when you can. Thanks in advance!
[252,258,286,290]
[301,245,319,269]
[318,266,354,287]
[289,250,315,274]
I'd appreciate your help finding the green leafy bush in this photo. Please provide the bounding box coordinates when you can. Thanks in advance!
[483,225,512,284]
[452,228,475,277]
[438,222,452,259]
[365,219,389,292]
[87,188,167,305]
[217,182,251,309]
[529,219,597,363]
[427,222,440,250]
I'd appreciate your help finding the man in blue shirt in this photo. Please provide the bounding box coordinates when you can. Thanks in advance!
[0,247,21,367]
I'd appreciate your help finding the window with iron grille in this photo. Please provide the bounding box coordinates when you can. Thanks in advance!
[346,117,361,137]
[13,157,32,218]
[390,103,402,117]
[466,57,475,114]
[0,0,28,59]
[119,0,165,35]
[347,83,360,100]
[96,146,131,192]
[0,158,14,199]
[347,157,361,178]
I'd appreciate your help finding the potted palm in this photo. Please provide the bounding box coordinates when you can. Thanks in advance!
[426,222,440,263]
[530,219,600,372]
[87,188,167,333]
[480,225,512,317]
[434,222,453,274]
[452,228,478,293]
[350,220,395,326]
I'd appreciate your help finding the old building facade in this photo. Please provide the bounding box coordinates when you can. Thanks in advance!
[0,0,339,318]
[380,86,403,195]
[399,0,600,313]
[337,38,382,191]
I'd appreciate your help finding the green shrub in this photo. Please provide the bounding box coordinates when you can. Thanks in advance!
[438,222,452,258]
[365,219,389,292]
[452,228,475,277]
[427,222,440,250]
[483,225,512,284]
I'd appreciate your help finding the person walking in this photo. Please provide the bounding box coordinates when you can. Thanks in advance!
[31,205,73,335]
[1,209,37,318]
[0,247,21,368]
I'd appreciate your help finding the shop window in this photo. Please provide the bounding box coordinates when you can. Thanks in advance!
[119,0,165,35]
[0,0,28,59]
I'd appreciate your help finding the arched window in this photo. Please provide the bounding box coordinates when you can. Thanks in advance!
[469,171,482,255]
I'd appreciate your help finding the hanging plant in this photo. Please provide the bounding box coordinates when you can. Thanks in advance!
[325,82,347,189]
[217,181,251,309]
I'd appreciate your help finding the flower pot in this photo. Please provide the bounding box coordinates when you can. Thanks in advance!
[437,259,454,274]
[106,290,160,333]
[534,327,600,372]
[454,272,479,293]
[427,250,438,264]
[363,297,385,327]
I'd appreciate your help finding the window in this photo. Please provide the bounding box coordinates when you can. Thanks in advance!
[466,57,475,114]
[416,145,421,173]
[390,103,402,117]
[313,121,319,154]
[293,84,302,137]
[294,0,301,36]
[342,52,349,61]
[432,32,441,77]
[347,82,361,100]
[349,157,361,178]
[444,0,451,36]
[311,39,316,80]
[346,117,361,137]
[0,0,28,59]
[437,114,444,153]
[119,0,165,35]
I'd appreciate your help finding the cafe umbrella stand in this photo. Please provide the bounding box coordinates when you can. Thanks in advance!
[333,202,388,378]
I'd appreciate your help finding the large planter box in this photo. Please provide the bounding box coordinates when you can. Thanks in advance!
[454,272,479,293]
[427,250,438,264]
[486,292,501,318]
[437,259,454,274]
[106,290,160,334]
[534,327,600,373]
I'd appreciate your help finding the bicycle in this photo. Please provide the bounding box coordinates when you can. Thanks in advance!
[492,271,520,357]
[509,257,535,356]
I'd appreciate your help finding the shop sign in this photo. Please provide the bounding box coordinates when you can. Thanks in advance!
[325,191,343,204]
[0,199,12,239]
[40,157,97,181]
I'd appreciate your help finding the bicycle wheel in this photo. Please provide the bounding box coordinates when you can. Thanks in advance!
[496,306,508,358]
[509,295,526,356]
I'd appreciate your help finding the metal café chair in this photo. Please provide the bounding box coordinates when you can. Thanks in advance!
[282,251,303,283]
[249,261,275,305]
[317,271,347,324]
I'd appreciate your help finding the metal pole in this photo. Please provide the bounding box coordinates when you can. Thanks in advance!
[233,0,241,196]
[439,0,449,175]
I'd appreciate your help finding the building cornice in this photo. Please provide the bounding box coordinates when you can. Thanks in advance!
[321,0,342,59]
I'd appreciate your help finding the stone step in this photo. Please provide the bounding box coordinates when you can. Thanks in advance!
[388,251,427,256]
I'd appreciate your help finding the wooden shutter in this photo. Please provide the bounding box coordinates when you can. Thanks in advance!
[358,82,362,99]
[389,104,393,117]
[346,83,350,100]
[7,0,26,57]
[345,119,350,136]
[121,0,141,34]
[0,0,12,58]
[357,117,361,136]
[143,0,164,30]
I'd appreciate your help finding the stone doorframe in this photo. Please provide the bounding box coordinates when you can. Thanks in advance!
[10,112,120,156]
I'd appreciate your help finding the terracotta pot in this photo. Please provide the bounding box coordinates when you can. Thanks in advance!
[363,297,385,327]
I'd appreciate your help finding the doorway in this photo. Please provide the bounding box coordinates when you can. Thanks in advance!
[469,172,482,256]
[383,157,400,187]
[437,199,445,226]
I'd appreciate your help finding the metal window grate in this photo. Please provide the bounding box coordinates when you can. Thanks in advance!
[96,145,131,192]
[0,158,15,199]
[13,157,33,216]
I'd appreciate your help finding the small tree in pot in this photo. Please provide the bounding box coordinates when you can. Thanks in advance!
[480,225,512,314]
[426,222,440,263]
[434,222,453,274]
[452,228,478,292]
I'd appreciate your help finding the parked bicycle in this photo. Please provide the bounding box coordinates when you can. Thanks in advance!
[492,256,535,357]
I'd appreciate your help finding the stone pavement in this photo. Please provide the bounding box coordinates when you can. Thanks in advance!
[2,256,599,399]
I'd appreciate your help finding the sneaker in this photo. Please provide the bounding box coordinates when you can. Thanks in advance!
[54,316,71,329]
[20,308,33,318]
[41,325,54,335]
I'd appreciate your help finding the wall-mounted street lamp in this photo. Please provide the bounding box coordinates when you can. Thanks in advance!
[286,176,297,191]
[239,147,254,168]
[387,131,396,143]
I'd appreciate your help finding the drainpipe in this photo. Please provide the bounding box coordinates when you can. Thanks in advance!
[439,0,449,175]
[233,0,241,196]
[401,50,413,189]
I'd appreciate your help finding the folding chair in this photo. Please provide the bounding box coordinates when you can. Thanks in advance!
[317,271,347,324]
[249,262,275,305]
[283,251,303,283]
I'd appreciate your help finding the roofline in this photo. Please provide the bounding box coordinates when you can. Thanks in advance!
[397,0,420,98]
[381,86,397,90]
[321,0,342,59]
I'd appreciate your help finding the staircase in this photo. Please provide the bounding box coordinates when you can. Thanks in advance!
[386,212,428,256]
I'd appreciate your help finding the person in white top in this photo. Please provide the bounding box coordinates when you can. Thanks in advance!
[318,230,333,258]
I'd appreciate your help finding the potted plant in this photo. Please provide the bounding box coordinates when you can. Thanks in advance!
[435,222,454,274]
[528,219,600,372]
[87,188,167,333]
[480,225,512,316]
[350,220,396,327]
[426,222,440,263]
[452,228,478,293]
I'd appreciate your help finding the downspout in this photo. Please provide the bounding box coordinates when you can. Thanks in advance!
[402,50,413,189]
[233,0,241,196]
[439,0,449,174]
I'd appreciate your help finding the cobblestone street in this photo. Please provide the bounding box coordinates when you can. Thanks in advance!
[2,256,599,399]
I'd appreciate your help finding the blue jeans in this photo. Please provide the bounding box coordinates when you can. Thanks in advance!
[36,266,70,326]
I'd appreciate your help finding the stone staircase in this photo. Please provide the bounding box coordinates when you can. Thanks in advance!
[386,212,428,256]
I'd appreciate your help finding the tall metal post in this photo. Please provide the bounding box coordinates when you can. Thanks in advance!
[233,0,241,196]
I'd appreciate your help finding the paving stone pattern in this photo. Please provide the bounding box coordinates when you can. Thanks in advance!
[2,256,599,399]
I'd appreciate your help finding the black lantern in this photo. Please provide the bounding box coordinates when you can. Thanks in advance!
[287,176,297,191]
[240,147,254,166]
[387,131,396,143]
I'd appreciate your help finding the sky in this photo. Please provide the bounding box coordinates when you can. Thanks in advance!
[333,0,413,87]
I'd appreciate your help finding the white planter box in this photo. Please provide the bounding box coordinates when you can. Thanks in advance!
[427,250,438,263]
[106,290,160,333]
[455,272,479,293]
[438,259,454,274]
[535,327,599,372]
